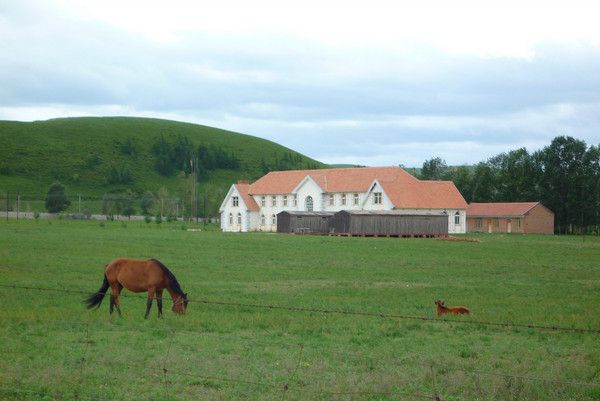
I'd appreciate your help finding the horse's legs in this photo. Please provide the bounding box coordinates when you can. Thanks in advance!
[145,287,156,319]
[112,283,123,316]
[110,295,115,315]
[156,289,164,318]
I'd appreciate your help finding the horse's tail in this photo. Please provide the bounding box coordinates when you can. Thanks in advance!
[85,274,110,309]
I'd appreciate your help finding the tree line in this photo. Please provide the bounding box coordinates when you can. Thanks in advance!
[152,135,240,178]
[419,136,600,234]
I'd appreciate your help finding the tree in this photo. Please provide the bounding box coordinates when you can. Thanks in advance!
[420,157,448,180]
[102,193,117,217]
[535,136,588,233]
[45,182,70,213]
[140,191,156,215]
[470,162,498,202]
[490,148,539,202]
[118,190,136,218]
[152,135,175,176]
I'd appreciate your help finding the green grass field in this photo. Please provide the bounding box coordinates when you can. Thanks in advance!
[1,219,599,400]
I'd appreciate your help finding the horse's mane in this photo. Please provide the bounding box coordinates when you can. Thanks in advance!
[151,259,185,297]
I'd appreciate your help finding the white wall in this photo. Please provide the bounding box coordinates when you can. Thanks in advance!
[220,186,253,232]
[295,179,324,212]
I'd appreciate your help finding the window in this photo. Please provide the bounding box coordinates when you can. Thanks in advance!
[353,193,359,205]
[516,218,521,228]
[475,218,482,228]
[272,214,276,225]
[261,196,266,207]
[329,194,335,206]
[293,195,298,207]
[229,213,233,225]
[283,195,288,207]
[373,192,382,205]
[272,196,277,207]
[494,219,500,228]
[261,214,265,225]
[232,196,239,207]
[341,194,346,206]
[237,213,242,224]
[306,196,313,211]
[454,212,460,225]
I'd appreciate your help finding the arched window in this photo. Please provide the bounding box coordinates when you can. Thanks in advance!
[272,214,276,225]
[229,213,233,225]
[261,214,266,225]
[454,211,460,225]
[305,196,313,211]
[237,213,242,225]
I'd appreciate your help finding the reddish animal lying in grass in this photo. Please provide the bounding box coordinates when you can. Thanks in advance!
[435,300,470,316]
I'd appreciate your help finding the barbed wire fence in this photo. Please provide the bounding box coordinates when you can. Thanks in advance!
[1,283,599,400]
[0,191,221,223]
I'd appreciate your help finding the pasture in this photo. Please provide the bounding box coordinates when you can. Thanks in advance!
[1,219,599,400]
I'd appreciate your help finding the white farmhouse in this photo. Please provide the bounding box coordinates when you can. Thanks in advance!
[219,166,468,233]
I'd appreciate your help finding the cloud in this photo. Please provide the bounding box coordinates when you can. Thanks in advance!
[1,1,600,167]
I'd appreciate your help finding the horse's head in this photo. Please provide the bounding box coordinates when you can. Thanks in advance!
[435,300,445,307]
[172,293,189,314]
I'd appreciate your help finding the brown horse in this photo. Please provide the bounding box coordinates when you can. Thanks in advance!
[435,300,470,316]
[86,258,188,318]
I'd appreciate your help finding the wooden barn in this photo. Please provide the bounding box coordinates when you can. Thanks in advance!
[276,211,335,234]
[331,211,448,237]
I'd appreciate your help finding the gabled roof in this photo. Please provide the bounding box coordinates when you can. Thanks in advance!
[467,202,541,217]
[246,166,467,210]
[382,180,468,209]
[249,166,418,195]
[234,183,260,212]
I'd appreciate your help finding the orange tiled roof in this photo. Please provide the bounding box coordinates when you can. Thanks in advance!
[250,167,418,194]
[234,183,260,211]
[249,166,467,210]
[467,202,541,217]
[383,180,468,209]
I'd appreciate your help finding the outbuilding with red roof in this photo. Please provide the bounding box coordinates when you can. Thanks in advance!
[466,202,554,234]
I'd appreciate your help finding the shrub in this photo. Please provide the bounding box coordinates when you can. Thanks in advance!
[45,182,70,213]
[140,191,155,215]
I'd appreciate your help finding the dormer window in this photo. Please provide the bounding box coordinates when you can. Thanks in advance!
[373,192,382,205]
[232,196,239,207]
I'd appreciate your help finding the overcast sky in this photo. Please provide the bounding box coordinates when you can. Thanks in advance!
[1,0,600,166]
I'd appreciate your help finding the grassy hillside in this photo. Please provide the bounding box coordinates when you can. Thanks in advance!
[0,117,325,215]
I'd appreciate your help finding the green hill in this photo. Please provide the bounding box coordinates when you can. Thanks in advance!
[0,117,325,216]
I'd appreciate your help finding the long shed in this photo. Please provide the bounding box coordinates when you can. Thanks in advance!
[276,211,335,234]
[331,211,448,236]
